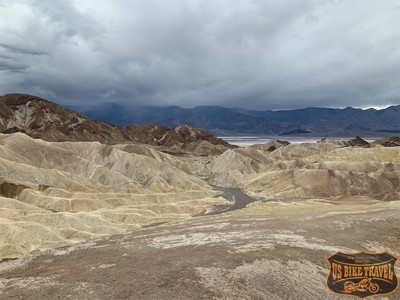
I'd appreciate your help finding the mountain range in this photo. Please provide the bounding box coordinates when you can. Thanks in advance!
[0,94,232,155]
[68,102,400,137]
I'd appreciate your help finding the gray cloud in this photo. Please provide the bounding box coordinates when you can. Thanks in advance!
[0,0,399,109]
[0,61,27,73]
[0,43,48,56]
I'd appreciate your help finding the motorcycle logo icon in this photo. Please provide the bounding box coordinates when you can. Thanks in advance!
[327,251,398,299]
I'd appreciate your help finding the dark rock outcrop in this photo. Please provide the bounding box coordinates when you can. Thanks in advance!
[372,136,400,147]
[249,139,290,152]
[344,136,370,147]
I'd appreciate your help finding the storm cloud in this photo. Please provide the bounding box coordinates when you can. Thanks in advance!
[0,0,399,109]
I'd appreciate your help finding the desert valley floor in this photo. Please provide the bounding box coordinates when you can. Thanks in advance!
[0,132,399,299]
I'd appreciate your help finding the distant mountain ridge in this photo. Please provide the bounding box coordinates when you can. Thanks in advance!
[69,102,400,137]
[0,94,232,154]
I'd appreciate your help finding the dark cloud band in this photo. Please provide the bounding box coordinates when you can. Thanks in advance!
[0,0,399,109]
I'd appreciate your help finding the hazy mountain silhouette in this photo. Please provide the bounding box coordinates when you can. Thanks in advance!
[69,103,400,137]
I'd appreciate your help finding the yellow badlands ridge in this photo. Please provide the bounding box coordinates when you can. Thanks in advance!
[0,133,227,260]
[0,132,399,260]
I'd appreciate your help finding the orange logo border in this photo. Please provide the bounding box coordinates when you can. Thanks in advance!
[326,250,399,299]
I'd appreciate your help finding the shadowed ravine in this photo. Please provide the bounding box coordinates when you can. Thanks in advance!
[205,186,258,215]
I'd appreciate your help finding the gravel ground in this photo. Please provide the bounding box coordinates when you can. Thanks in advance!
[1,199,399,300]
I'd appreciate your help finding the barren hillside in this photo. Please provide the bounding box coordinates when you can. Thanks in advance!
[0,93,233,155]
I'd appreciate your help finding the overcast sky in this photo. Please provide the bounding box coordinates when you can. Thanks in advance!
[0,0,399,109]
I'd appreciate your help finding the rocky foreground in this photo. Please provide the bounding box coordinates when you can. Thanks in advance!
[0,199,399,299]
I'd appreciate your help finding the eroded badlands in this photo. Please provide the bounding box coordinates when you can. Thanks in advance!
[0,132,399,299]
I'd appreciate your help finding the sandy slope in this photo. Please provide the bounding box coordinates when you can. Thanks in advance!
[1,133,400,260]
[200,142,400,201]
[0,133,228,260]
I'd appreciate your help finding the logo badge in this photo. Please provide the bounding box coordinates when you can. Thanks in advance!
[327,251,398,299]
